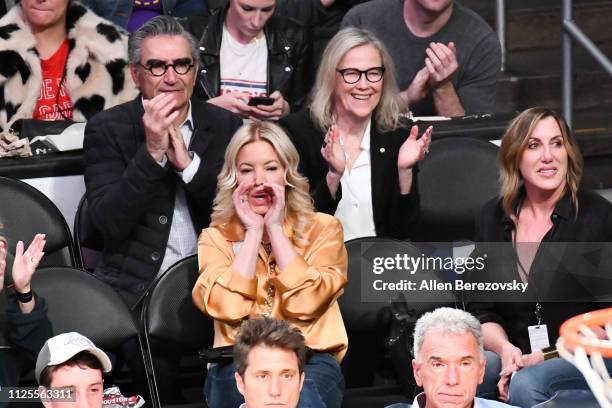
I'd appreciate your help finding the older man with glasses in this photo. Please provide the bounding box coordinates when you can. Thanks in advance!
[83,16,242,402]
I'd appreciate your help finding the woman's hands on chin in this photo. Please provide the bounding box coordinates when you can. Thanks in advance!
[233,181,264,232]
[263,183,286,231]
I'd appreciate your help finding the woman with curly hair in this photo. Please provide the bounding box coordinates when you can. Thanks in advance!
[193,121,348,408]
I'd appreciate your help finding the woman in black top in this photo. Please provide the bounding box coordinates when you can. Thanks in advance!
[467,107,612,407]
[280,27,431,241]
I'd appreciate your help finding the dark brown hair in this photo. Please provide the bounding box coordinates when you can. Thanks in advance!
[233,317,306,377]
[39,351,104,387]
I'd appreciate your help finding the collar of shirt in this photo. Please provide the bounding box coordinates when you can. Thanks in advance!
[412,392,480,408]
[179,101,194,147]
[341,119,371,170]
[501,188,572,237]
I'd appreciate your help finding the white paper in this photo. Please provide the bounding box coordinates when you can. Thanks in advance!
[528,324,550,352]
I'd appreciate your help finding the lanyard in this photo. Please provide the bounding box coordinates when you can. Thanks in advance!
[512,235,543,326]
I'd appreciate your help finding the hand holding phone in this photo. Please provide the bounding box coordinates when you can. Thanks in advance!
[248,96,275,106]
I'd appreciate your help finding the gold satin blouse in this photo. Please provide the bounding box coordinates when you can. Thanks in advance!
[192,212,348,361]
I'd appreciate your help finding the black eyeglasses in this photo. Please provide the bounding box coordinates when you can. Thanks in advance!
[337,67,385,84]
[138,58,195,77]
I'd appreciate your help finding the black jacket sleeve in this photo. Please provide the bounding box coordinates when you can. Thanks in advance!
[279,111,341,214]
[7,292,52,364]
[284,20,313,113]
[84,107,171,242]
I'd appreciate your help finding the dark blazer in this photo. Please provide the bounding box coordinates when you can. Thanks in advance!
[280,110,419,240]
[84,96,242,306]
[466,190,612,353]
[180,6,313,113]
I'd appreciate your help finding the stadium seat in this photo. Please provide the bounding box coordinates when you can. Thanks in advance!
[415,137,499,242]
[73,194,104,272]
[340,237,421,407]
[140,255,214,408]
[339,237,460,405]
[31,265,139,352]
[0,176,79,267]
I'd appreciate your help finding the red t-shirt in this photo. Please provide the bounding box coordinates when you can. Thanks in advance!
[33,39,73,120]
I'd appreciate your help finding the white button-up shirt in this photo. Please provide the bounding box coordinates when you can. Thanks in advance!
[155,102,200,274]
[334,120,376,241]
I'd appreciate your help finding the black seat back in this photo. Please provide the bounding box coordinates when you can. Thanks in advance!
[0,176,77,267]
[416,137,499,242]
[341,237,456,395]
[141,255,214,407]
[73,194,104,271]
[143,255,214,349]
[340,237,422,388]
[32,266,138,350]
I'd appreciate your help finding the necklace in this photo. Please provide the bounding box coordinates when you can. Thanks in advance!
[262,242,276,317]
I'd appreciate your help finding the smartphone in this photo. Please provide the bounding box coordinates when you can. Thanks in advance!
[248,96,275,106]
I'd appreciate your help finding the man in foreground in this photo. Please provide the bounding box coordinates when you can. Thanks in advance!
[387,307,517,408]
[233,317,306,408]
[36,332,112,408]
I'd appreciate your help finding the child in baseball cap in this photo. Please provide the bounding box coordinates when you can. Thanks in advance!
[36,332,112,385]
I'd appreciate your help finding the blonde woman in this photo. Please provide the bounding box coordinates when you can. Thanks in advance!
[193,121,348,408]
[280,27,431,241]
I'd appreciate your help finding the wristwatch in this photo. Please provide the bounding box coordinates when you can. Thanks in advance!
[541,345,559,360]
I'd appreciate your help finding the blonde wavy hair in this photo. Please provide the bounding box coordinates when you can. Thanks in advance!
[498,107,583,223]
[210,121,315,247]
[309,27,404,133]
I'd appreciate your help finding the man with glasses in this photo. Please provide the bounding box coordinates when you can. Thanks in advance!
[83,17,242,402]
[84,14,241,307]
[342,0,501,117]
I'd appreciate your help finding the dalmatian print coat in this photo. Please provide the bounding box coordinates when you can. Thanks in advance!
[0,2,138,133]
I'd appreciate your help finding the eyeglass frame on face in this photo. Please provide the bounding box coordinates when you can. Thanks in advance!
[336,66,385,84]
[137,57,195,77]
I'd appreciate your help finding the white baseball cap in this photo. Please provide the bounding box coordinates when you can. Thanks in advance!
[35,332,112,383]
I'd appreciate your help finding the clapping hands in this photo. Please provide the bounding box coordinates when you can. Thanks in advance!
[321,125,346,176]
[397,125,432,170]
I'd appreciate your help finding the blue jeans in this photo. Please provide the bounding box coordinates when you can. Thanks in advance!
[478,351,612,407]
[204,351,344,408]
